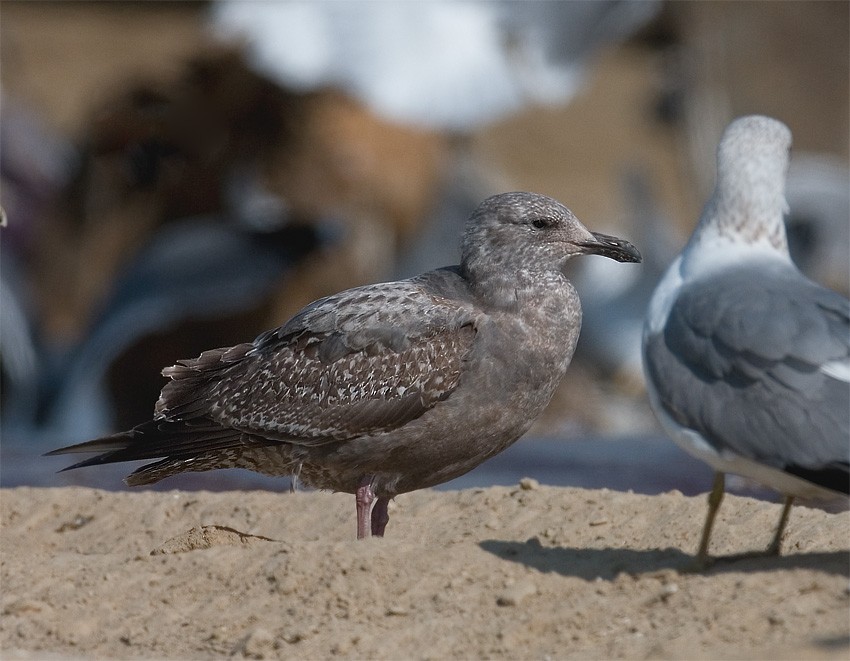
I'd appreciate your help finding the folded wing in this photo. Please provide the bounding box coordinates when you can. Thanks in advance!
[644,261,850,493]
[48,269,480,476]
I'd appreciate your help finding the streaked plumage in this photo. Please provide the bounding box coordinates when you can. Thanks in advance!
[642,115,850,566]
[48,191,641,538]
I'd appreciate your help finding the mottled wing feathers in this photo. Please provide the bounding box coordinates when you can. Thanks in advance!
[157,272,479,444]
[646,263,850,490]
[48,272,480,478]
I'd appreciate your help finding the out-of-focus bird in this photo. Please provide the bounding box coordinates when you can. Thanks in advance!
[210,0,661,130]
[642,115,849,567]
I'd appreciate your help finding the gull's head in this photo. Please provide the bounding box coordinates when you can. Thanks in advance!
[700,115,792,252]
[717,115,791,198]
[461,192,641,285]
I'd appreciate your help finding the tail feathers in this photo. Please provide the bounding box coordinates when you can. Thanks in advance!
[123,451,264,486]
[44,430,136,457]
[786,462,850,495]
[46,429,147,472]
[45,417,268,473]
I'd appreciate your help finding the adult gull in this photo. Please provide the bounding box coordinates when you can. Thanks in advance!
[642,115,849,566]
[48,192,641,539]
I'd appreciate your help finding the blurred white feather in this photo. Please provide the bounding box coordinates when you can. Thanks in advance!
[209,0,660,130]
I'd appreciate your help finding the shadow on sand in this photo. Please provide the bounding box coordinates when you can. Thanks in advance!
[479,537,850,580]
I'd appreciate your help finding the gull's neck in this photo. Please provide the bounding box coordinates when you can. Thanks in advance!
[682,158,792,277]
[463,261,569,312]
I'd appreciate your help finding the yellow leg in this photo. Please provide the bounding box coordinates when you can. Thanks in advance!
[696,472,725,568]
[766,495,794,556]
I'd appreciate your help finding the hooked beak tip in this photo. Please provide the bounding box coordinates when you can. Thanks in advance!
[580,232,642,263]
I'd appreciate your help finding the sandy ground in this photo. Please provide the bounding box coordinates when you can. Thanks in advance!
[1,5,848,660]
[2,485,848,660]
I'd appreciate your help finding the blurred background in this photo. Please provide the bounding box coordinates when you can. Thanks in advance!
[1,1,847,502]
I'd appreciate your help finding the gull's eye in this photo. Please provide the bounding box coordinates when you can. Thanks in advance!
[531,218,550,229]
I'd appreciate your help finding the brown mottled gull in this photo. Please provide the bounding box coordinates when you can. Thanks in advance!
[48,191,641,539]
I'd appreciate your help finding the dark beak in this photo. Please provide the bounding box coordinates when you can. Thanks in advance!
[579,232,642,263]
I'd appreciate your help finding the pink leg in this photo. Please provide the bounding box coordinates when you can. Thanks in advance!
[355,481,375,540]
[371,497,390,537]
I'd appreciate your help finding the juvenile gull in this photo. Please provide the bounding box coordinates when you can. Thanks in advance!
[642,116,850,566]
[48,192,641,539]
